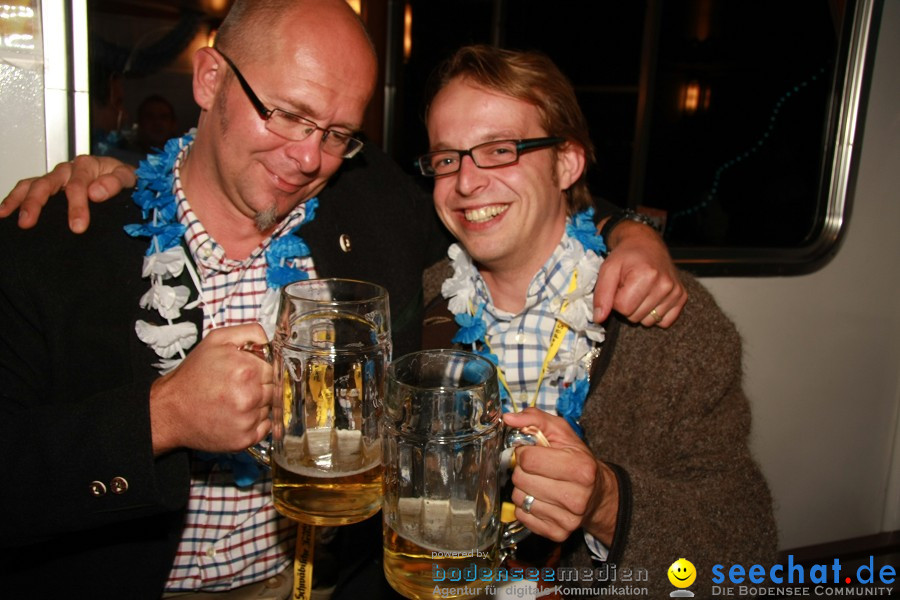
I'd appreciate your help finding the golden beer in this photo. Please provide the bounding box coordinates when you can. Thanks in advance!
[272,431,382,526]
[383,527,497,600]
[383,497,499,599]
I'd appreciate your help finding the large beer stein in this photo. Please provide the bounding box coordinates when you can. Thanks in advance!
[382,350,528,600]
[266,278,390,526]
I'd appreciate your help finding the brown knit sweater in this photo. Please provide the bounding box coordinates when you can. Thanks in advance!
[422,260,777,598]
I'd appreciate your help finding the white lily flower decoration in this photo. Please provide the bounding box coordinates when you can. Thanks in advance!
[135,320,198,359]
[442,243,479,314]
[258,288,281,340]
[558,252,605,342]
[142,246,187,279]
[547,336,599,383]
[140,282,192,320]
[153,357,185,375]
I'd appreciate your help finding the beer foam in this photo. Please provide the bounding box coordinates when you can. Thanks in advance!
[393,497,486,552]
[277,432,380,477]
[273,459,379,479]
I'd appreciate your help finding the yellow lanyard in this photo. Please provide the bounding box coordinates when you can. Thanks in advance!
[480,272,578,413]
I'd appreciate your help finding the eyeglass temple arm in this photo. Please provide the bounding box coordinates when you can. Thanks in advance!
[516,137,566,152]
[215,49,271,119]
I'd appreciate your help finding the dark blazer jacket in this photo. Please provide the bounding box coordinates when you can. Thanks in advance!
[0,143,448,598]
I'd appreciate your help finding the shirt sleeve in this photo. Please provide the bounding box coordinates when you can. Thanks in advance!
[583,530,610,562]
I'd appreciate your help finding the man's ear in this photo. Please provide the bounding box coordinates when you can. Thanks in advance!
[555,141,586,192]
[193,47,225,111]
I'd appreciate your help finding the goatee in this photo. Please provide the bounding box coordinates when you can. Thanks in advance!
[254,206,278,231]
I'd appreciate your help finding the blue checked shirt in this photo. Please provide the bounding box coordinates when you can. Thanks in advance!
[474,241,602,415]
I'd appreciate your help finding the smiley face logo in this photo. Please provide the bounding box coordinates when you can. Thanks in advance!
[668,558,697,588]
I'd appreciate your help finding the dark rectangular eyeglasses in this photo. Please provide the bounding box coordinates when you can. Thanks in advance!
[415,137,565,177]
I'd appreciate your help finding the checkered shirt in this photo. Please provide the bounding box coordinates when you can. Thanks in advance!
[164,150,316,592]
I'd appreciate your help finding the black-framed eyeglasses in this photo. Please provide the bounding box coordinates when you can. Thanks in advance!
[215,48,364,159]
[415,137,565,177]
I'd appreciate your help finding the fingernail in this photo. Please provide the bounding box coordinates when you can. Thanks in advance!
[71,218,86,233]
[593,308,604,323]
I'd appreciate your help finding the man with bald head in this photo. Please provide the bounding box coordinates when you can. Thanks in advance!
[0,1,431,598]
[0,1,686,598]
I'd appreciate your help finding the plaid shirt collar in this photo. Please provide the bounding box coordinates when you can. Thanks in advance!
[477,236,573,321]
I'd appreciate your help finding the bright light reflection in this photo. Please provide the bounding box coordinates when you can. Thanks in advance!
[2,33,33,49]
[0,5,35,20]
[403,3,412,61]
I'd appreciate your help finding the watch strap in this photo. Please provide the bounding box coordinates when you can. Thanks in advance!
[598,209,654,253]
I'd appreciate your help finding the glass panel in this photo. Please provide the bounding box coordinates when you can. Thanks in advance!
[646,2,837,248]
[0,1,45,194]
[394,0,879,275]
[86,2,208,166]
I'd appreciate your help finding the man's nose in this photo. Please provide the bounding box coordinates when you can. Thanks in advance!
[454,154,489,196]
[283,132,324,173]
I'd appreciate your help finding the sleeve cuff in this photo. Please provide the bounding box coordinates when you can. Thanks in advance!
[591,461,632,566]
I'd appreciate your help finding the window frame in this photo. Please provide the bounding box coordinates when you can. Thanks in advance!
[666,0,883,276]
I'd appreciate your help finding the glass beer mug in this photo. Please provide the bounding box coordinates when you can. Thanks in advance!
[260,278,391,526]
[382,350,529,600]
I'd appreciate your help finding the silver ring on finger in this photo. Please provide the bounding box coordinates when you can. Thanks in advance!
[522,494,535,514]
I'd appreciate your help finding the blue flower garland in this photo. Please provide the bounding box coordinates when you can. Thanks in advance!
[567,207,607,255]
[265,200,317,289]
[125,134,192,252]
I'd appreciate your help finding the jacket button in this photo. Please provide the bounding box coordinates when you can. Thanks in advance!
[339,234,352,253]
[90,481,107,497]
[110,477,129,494]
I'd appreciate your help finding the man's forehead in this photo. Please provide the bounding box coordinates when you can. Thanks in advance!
[248,50,371,131]
[428,82,546,148]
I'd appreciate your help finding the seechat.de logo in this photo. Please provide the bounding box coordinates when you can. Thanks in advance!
[709,554,896,597]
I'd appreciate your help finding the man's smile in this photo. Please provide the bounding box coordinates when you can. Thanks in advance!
[464,204,508,223]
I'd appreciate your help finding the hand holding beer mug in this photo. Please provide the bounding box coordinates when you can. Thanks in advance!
[382,350,534,600]
[251,278,390,526]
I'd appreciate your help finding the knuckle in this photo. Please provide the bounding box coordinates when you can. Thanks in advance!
[561,511,583,531]
[572,458,598,487]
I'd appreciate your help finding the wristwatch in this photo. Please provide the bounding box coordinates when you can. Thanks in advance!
[598,208,656,253]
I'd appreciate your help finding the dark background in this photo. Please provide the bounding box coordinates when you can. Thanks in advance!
[87,0,849,264]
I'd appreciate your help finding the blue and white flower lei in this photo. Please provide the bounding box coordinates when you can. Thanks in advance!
[441,208,606,437]
[124,131,317,373]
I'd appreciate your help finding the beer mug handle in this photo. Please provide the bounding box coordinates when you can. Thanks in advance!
[241,341,275,467]
[498,425,549,558]
[245,438,272,467]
